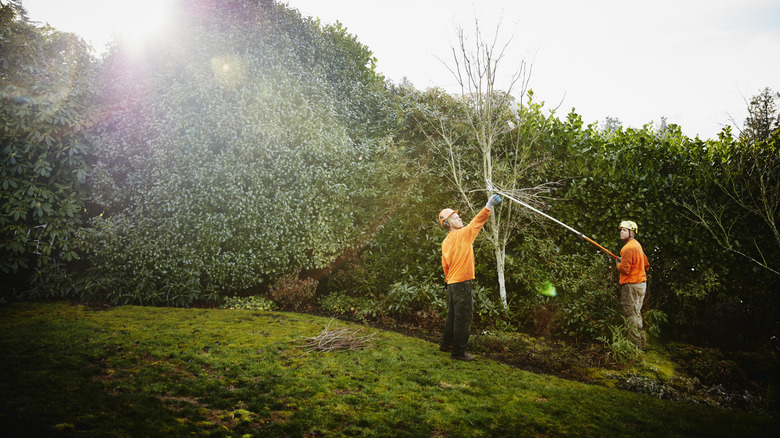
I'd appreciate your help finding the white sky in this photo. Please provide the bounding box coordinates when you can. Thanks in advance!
[22,0,780,140]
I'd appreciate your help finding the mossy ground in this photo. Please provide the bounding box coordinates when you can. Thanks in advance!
[1,302,777,437]
[467,329,778,416]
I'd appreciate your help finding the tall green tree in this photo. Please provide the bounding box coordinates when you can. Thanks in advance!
[80,0,402,305]
[740,87,780,144]
[0,3,98,298]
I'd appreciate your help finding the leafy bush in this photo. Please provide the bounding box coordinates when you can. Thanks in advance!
[0,5,97,298]
[220,295,277,311]
[321,154,449,313]
[472,285,515,330]
[598,323,641,364]
[529,301,560,337]
[386,277,446,318]
[318,291,383,321]
[644,308,668,341]
[544,114,779,344]
[267,270,317,310]
[507,235,621,341]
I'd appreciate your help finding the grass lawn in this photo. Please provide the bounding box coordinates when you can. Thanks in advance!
[1,302,776,437]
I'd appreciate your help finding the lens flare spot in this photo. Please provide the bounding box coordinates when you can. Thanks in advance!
[210,56,247,89]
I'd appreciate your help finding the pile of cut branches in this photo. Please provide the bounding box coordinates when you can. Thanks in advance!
[298,319,376,353]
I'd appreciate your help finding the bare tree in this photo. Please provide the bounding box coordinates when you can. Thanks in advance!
[419,18,557,307]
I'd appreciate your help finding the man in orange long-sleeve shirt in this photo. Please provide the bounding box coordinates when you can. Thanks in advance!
[616,220,650,349]
[437,194,501,361]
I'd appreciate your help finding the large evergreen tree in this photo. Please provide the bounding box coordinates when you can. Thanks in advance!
[80,0,403,305]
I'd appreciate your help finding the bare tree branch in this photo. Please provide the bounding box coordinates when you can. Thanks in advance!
[679,198,780,276]
[296,319,377,354]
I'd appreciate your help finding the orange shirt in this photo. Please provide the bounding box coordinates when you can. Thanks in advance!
[617,238,649,284]
[441,207,491,284]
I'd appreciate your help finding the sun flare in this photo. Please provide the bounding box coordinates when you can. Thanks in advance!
[110,0,172,48]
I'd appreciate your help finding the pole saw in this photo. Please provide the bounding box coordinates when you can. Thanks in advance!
[486,180,620,260]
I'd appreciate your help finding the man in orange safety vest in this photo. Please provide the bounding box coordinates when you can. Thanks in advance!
[616,220,650,350]
[437,194,501,361]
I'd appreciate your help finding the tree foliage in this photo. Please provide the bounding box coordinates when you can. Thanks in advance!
[740,87,780,144]
[75,0,403,305]
[0,4,98,297]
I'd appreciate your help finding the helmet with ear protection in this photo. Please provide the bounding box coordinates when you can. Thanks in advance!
[439,208,457,229]
[619,220,638,234]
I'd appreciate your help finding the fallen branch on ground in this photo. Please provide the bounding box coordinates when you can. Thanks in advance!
[297,319,376,354]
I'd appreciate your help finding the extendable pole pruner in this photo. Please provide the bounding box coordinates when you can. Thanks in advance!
[486,180,620,260]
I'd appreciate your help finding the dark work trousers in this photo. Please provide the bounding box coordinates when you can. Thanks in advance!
[440,280,474,356]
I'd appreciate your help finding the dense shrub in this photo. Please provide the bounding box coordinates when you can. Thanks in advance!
[75,0,404,305]
[220,295,277,311]
[0,5,97,300]
[386,273,447,318]
[319,291,383,322]
[318,85,452,318]
[504,234,621,342]
[267,270,317,311]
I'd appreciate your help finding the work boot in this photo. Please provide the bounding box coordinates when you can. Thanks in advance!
[439,345,452,353]
[451,353,475,361]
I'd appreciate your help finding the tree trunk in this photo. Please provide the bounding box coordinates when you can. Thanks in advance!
[494,228,507,308]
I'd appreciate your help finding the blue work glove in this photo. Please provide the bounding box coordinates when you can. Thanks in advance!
[486,194,501,209]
